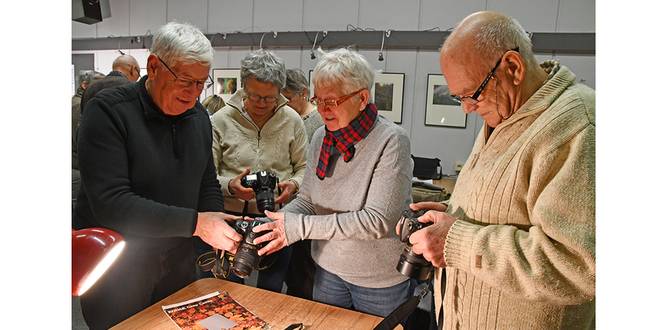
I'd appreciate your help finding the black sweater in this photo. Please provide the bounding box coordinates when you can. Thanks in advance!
[75,76,223,251]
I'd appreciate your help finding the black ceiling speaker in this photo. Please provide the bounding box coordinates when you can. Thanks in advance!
[72,0,111,25]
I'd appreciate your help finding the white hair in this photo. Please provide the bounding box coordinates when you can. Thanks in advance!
[150,21,213,65]
[312,48,374,95]
[473,15,537,68]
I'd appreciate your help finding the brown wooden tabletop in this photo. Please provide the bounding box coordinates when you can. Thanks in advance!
[112,277,398,330]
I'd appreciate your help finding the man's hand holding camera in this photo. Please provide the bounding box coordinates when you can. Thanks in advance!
[228,168,255,200]
[399,201,456,268]
[252,210,288,256]
[194,212,244,254]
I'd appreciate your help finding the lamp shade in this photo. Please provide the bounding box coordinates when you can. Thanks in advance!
[72,228,125,296]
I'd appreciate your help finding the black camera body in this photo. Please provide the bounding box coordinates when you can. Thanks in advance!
[231,217,272,278]
[396,209,433,281]
[240,170,279,213]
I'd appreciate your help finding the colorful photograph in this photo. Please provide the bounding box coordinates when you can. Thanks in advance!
[163,291,269,330]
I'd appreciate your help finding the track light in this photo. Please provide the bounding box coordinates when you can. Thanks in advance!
[378,29,391,62]
[310,31,320,60]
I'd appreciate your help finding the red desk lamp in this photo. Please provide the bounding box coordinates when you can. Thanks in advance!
[72,228,125,296]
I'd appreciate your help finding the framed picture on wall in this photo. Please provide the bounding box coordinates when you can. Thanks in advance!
[424,74,466,128]
[371,72,405,124]
[212,69,241,103]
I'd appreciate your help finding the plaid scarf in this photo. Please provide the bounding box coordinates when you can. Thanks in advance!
[316,103,378,180]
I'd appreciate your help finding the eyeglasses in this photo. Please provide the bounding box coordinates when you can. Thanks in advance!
[157,56,211,90]
[132,66,140,79]
[310,88,365,109]
[244,91,279,104]
[450,47,519,105]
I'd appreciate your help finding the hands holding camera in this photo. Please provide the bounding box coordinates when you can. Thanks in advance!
[194,212,244,254]
[397,201,456,268]
[228,168,256,200]
[275,180,297,204]
[252,210,288,256]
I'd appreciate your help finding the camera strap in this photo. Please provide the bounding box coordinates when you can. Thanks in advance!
[242,201,249,218]
[374,283,430,330]
[196,250,216,272]
[195,249,235,279]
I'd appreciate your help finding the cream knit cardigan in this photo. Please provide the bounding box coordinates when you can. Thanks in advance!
[437,62,595,329]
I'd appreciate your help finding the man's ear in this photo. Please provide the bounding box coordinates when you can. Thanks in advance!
[503,51,525,86]
[146,54,158,78]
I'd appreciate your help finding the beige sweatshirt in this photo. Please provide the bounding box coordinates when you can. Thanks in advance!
[438,62,595,329]
[210,90,308,214]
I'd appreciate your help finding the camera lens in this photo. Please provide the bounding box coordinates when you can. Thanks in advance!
[255,189,276,213]
[396,245,433,281]
[231,242,260,278]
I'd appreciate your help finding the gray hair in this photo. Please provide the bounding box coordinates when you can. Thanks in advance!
[312,48,374,94]
[473,15,537,69]
[240,49,286,89]
[150,21,213,65]
[78,70,96,85]
[284,68,309,93]
[78,70,105,88]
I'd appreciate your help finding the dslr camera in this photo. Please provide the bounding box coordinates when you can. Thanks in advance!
[230,217,274,278]
[241,170,279,213]
[396,209,433,281]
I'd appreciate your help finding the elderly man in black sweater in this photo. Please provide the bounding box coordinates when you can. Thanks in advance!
[75,22,242,329]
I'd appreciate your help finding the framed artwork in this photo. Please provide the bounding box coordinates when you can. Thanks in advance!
[424,74,466,128]
[372,72,405,124]
[212,69,241,103]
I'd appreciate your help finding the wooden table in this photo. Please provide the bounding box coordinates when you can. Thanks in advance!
[112,278,395,329]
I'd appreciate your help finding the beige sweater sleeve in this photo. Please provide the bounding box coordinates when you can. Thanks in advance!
[211,120,233,196]
[288,118,308,189]
[444,125,595,305]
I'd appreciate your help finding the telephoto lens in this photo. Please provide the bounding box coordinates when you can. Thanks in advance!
[231,217,272,278]
[396,209,433,281]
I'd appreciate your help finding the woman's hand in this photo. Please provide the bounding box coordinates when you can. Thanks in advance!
[228,168,255,201]
[252,210,289,256]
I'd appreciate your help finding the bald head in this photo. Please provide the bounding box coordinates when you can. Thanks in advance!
[112,55,140,82]
[441,11,535,77]
[439,11,549,128]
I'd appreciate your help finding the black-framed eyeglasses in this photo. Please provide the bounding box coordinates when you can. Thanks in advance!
[450,47,519,105]
[156,56,211,90]
[243,90,279,104]
[310,88,365,109]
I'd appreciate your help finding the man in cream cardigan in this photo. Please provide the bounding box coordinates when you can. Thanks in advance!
[405,11,595,329]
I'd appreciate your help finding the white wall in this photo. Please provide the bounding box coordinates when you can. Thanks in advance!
[73,0,595,175]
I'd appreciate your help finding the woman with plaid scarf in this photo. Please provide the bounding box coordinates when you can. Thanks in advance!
[252,48,415,318]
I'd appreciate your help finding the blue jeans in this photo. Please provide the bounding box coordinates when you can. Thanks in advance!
[313,265,413,317]
[256,245,292,293]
